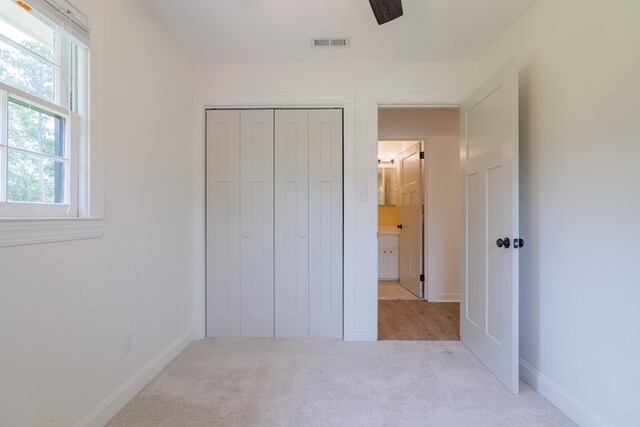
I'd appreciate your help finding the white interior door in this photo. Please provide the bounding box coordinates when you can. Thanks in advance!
[275,110,310,338]
[308,109,343,339]
[398,142,423,298]
[206,110,241,336]
[240,110,274,337]
[460,59,520,393]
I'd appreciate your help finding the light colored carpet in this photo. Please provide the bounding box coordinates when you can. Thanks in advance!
[108,338,574,427]
[378,282,419,300]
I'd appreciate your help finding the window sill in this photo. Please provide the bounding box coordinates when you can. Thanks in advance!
[0,217,104,247]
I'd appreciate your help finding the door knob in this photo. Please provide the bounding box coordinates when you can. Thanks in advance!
[496,237,511,248]
[514,238,525,249]
[242,233,249,238]
[299,233,306,239]
[397,224,403,230]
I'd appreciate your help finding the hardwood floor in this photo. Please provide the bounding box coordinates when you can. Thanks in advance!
[378,300,460,341]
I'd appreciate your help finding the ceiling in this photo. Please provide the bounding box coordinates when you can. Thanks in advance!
[142,0,539,63]
[378,141,418,162]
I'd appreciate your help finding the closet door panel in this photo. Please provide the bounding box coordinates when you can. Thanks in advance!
[309,110,343,338]
[206,110,241,336]
[240,110,275,337]
[275,110,309,338]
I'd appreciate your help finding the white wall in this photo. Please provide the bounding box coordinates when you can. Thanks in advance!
[0,1,195,426]
[378,108,461,302]
[477,0,640,425]
[193,62,475,340]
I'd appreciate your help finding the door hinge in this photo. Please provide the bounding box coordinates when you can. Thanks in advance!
[419,151,424,159]
[420,274,425,282]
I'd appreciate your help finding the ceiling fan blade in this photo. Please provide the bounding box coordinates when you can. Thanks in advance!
[368,0,403,25]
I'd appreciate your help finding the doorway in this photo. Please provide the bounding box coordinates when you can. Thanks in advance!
[377,107,461,341]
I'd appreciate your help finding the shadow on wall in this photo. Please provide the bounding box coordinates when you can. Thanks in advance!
[518,60,541,366]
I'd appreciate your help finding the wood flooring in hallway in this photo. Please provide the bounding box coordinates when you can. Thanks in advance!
[378,299,460,341]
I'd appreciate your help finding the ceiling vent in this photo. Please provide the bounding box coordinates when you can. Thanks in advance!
[311,37,351,48]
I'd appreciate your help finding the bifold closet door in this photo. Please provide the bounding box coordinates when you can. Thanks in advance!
[275,109,343,339]
[275,110,310,338]
[206,110,241,336]
[208,108,342,339]
[239,110,274,337]
[206,109,274,337]
[308,109,343,339]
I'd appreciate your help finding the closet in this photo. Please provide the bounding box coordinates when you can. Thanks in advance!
[206,109,343,339]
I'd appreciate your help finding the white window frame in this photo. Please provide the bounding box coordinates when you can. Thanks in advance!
[0,84,78,217]
[0,0,103,247]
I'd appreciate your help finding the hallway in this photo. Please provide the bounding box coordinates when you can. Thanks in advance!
[378,283,459,341]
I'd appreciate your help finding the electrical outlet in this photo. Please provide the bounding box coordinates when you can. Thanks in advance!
[122,331,133,356]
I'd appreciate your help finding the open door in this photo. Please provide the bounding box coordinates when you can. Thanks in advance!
[460,59,520,393]
[398,142,423,298]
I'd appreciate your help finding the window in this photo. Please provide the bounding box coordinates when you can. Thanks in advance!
[0,0,89,217]
[0,0,102,246]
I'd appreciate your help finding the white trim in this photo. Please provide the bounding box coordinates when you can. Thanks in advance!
[429,293,460,303]
[192,102,206,340]
[84,2,104,219]
[0,217,103,247]
[0,33,60,70]
[0,82,69,117]
[0,202,75,217]
[73,327,194,427]
[3,145,68,163]
[0,91,6,203]
[370,93,463,339]
[520,359,612,427]
[372,92,465,106]
[192,92,356,341]
[67,111,80,215]
[193,93,354,107]
[342,97,357,341]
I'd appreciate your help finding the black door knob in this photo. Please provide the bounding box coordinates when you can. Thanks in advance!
[496,237,511,248]
[397,224,403,230]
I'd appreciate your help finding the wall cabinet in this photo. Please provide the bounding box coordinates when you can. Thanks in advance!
[206,109,343,339]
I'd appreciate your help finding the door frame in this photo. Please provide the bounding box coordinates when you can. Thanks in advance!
[380,139,426,298]
[193,94,355,339]
[371,94,462,337]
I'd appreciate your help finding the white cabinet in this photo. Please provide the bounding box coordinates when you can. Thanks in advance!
[378,234,400,281]
[378,247,399,280]
[206,109,343,340]
[386,247,399,279]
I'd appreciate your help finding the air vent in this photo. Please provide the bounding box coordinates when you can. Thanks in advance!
[311,37,351,48]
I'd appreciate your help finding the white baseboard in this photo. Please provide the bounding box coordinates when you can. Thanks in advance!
[428,292,460,302]
[74,327,194,427]
[519,359,611,427]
